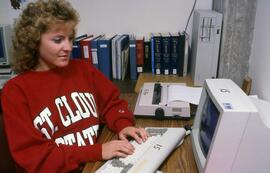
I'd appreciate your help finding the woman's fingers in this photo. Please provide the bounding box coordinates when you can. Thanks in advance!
[102,140,134,160]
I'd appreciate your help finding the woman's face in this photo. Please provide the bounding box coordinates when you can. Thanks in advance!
[36,22,75,71]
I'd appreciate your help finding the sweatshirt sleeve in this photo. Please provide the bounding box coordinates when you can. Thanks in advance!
[90,66,135,133]
[1,82,102,173]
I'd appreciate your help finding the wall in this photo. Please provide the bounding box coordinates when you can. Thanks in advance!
[213,0,257,86]
[0,0,212,37]
[249,0,270,101]
[0,0,12,24]
[68,0,212,36]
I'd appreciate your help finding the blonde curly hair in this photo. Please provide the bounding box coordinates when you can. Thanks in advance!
[12,0,79,73]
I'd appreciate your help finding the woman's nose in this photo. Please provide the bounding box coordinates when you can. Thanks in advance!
[63,39,72,52]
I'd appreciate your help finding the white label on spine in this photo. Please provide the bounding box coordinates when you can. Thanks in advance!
[83,46,89,58]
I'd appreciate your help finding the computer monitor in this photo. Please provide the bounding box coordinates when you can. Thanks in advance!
[0,24,12,66]
[191,78,270,173]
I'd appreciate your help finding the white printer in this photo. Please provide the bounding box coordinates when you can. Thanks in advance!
[134,82,190,119]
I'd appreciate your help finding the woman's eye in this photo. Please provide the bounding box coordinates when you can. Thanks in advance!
[52,37,63,44]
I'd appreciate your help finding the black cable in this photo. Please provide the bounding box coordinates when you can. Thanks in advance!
[184,0,197,33]
[184,125,192,136]
[184,125,192,131]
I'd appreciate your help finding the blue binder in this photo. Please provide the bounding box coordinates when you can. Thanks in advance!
[129,35,137,80]
[97,35,116,79]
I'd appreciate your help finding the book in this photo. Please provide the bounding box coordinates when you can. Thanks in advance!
[170,32,180,75]
[151,33,162,75]
[129,35,137,80]
[115,35,129,80]
[79,35,95,64]
[91,35,105,69]
[178,32,189,76]
[143,35,152,73]
[97,34,116,79]
[183,32,189,77]
[111,35,122,79]
[136,36,144,75]
[121,42,130,80]
[71,34,88,59]
[161,32,171,75]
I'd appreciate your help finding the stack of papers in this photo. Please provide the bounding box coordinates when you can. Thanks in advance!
[167,85,203,105]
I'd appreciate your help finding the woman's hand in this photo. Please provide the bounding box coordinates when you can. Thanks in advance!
[102,140,134,160]
[102,127,149,160]
[118,126,149,144]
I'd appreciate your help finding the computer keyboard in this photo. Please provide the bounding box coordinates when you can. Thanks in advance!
[95,127,187,173]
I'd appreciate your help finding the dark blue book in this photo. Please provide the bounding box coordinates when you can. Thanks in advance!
[169,32,180,75]
[97,34,116,79]
[129,35,137,80]
[150,35,155,74]
[178,32,186,76]
[71,34,87,59]
[161,33,171,75]
[151,33,162,75]
[143,36,152,73]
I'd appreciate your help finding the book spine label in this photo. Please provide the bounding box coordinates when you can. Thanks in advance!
[91,49,98,65]
[83,46,90,58]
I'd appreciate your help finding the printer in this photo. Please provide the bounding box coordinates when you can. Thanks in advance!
[134,82,190,119]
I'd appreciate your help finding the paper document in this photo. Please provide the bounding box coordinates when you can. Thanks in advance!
[167,85,202,105]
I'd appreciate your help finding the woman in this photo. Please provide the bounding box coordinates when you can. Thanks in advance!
[1,0,148,172]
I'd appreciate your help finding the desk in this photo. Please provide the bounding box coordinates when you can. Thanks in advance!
[82,93,198,173]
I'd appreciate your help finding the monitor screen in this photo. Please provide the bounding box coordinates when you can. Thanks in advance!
[0,24,12,66]
[198,92,219,157]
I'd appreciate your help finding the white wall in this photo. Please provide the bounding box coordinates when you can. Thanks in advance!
[68,0,212,36]
[0,0,212,37]
[249,0,270,101]
[0,0,13,24]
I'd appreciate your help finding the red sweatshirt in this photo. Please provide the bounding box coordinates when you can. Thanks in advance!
[1,59,134,173]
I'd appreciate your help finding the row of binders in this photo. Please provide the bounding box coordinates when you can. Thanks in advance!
[71,32,189,80]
